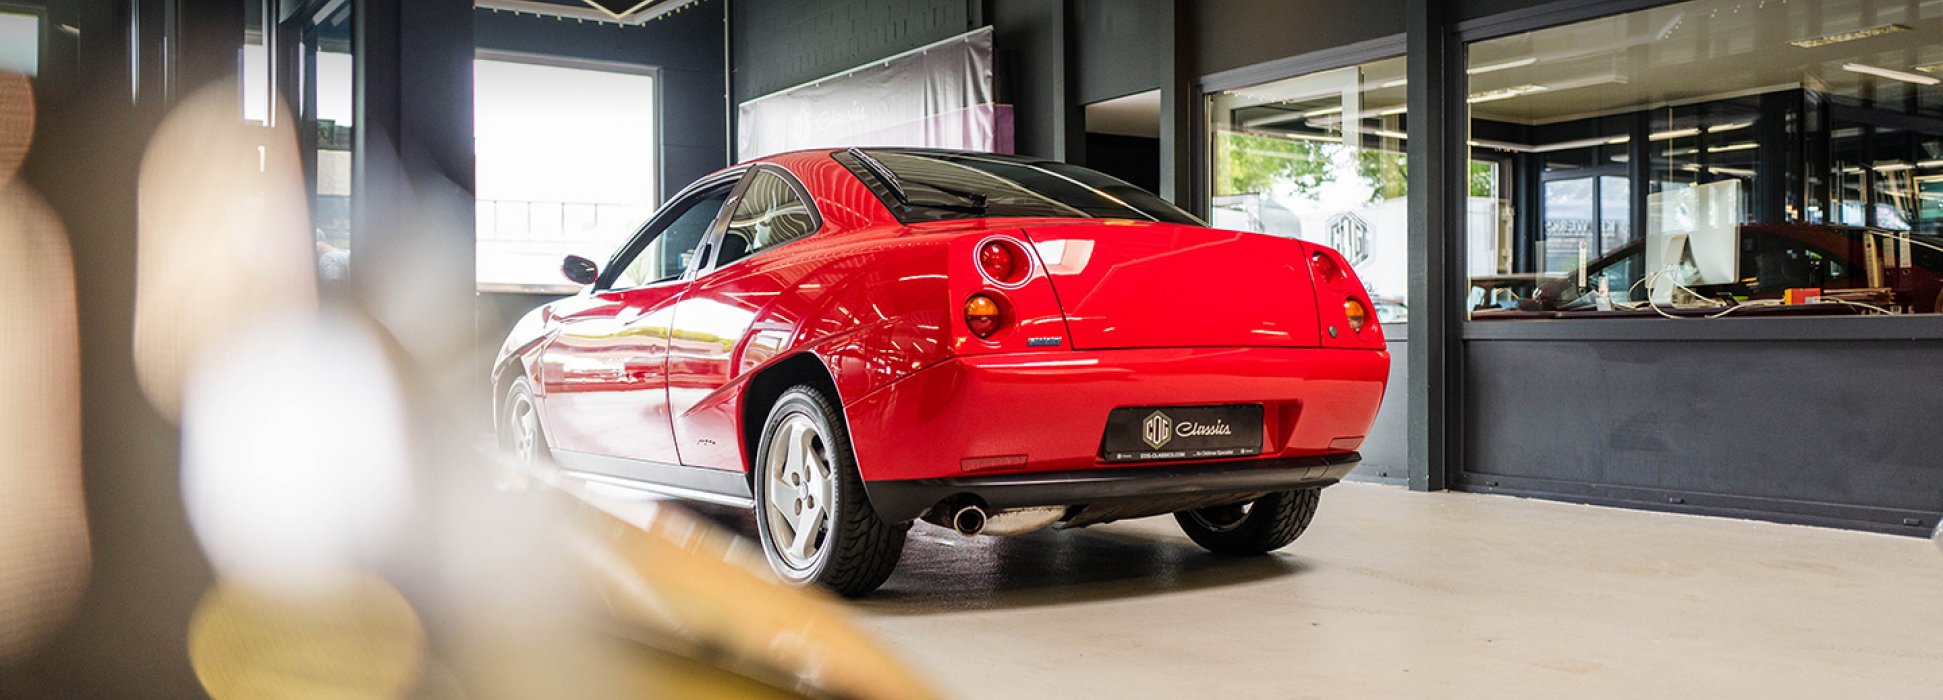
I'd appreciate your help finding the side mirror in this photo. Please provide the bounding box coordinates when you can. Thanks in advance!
[562,255,599,286]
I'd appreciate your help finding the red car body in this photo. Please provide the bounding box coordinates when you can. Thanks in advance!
[494,149,1388,589]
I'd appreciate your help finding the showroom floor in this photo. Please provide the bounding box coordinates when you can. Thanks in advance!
[626,482,1943,698]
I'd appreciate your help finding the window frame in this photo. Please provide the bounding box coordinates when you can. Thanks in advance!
[696,163,825,273]
[596,167,748,293]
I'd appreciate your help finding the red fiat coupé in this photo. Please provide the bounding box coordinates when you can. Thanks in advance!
[493,148,1390,595]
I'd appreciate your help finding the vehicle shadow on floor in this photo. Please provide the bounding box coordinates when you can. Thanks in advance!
[682,504,1307,613]
[856,523,1306,614]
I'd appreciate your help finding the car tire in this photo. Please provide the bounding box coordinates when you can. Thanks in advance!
[753,385,906,597]
[1175,488,1321,556]
[500,375,551,468]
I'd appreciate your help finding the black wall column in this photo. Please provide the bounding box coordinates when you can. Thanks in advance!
[353,0,476,371]
[1405,0,1459,491]
[1052,0,1085,164]
[1157,0,1193,207]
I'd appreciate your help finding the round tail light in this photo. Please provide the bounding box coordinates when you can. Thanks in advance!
[965,294,1005,338]
[1344,298,1369,333]
[977,239,1029,285]
[1310,251,1342,283]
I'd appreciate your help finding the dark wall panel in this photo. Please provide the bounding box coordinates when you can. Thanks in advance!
[1464,338,1943,531]
[1193,0,1405,78]
[730,0,972,102]
[989,0,1061,158]
[1076,0,1160,104]
[475,4,727,199]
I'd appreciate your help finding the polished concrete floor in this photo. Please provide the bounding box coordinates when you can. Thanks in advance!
[591,480,1943,698]
[833,483,1943,699]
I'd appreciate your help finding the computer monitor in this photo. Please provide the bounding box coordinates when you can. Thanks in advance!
[1645,179,1742,303]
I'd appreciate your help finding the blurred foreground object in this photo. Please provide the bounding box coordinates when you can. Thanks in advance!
[188,573,425,699]
[180,314,413,595]
[0,71,27,190]
[1933,521,1941,555]
[133,80,315,420]
[0,70,90,664]
[174,313,936,699]
[549,476,943,700]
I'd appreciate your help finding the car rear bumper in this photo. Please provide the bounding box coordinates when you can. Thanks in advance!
[840,346,1389,517]
[863,451,1360,523]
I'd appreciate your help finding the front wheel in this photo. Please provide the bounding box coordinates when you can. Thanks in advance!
[500,375,549,468]
[1175,489,1321,556]
[752,385,906,596]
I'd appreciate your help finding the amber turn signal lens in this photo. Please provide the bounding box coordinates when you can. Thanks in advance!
[965,294,1004,338]
[1344,298,1369,333]
[1310,251,1341,283]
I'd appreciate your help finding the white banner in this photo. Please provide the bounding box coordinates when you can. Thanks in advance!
[737,27,1010,161]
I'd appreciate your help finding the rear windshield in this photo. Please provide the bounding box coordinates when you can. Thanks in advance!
[833,148,1204,226]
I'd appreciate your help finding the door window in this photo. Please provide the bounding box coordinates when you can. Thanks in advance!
[715,171,818,268]
[606,185,733,290]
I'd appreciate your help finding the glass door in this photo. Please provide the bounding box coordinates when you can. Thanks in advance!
[1540,166,1632,283]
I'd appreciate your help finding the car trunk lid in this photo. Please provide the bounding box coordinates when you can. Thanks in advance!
[1019,221,1321,349]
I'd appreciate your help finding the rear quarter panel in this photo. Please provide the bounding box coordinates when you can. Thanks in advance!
[676,223,959,472]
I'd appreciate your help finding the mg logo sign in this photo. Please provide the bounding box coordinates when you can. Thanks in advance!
[1327,212,1370,267]
[1142,411,1174,449]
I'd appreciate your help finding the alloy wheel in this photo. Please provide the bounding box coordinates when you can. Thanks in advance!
[508,394,541,466]
[764,413,837,570]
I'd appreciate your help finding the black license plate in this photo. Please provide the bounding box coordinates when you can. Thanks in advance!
[1101,404,1264,462]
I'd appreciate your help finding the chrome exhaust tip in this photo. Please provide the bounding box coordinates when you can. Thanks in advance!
[951,504,987,536]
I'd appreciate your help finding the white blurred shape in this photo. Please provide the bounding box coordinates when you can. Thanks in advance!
[181,314,411,595]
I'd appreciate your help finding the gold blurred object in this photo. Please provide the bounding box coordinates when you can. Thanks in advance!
[549,478,943,700]
[0,72,30,189]
[0,71,90,663]
[188,573,427,700]
[133,80,316,420]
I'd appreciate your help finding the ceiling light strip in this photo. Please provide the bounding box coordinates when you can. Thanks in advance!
[1842,62,1941,86]
[1787,24,1911,49]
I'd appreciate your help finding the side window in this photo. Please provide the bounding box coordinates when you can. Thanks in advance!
[715,171,818,268]
[608,186,733,290]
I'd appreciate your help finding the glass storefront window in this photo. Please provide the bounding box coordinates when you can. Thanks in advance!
[473,56,657,293]
[1467,0,1943,319]
[1208,56,1410,324]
